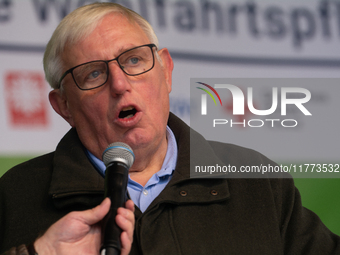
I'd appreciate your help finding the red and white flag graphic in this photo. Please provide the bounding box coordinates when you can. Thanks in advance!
[5,71,49,128]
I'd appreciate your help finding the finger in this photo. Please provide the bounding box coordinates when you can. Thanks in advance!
[119,200,135,255]
[125,199,135,212]
[116,200,135,230]
[116,205,135,244]
[116,212,134,239]
[117,207,134,224]
[120,231,132,255]
[79,197,111,226]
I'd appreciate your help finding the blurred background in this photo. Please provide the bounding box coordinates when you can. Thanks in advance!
[0,0,339,234]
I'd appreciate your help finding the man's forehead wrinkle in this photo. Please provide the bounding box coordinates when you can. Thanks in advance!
[95,15,147,51]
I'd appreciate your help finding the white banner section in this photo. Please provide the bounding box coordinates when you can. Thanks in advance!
[1,0,340,156]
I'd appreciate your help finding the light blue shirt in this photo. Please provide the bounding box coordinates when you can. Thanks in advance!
[86,126,178,212]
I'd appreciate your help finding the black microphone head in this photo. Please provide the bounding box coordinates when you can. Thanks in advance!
[102,142,135,168]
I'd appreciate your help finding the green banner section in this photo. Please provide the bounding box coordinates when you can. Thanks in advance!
[0,157,339,236]
[294,178,340,236]
[0,156,35,177]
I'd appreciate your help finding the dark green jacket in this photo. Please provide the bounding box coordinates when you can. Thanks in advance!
[1,113,339,254]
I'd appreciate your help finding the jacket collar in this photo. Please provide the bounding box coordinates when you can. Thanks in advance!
[48,128,104,209]
[48,113,230,210]
[143,113,230,213]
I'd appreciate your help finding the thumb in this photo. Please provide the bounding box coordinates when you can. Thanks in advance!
[81,197,111,225]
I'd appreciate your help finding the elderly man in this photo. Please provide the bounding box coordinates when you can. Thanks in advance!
[1,2,339,255]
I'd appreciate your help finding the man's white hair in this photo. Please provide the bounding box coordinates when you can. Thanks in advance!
[43,2,160,89]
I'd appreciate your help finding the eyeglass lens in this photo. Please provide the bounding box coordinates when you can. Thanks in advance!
[72,45,154,90]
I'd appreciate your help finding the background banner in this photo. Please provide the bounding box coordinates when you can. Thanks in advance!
[1,0,340,233]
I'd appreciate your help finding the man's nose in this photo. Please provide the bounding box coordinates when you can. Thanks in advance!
[107,62,131,97]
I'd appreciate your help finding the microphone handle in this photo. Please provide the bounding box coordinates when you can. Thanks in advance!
[101,162,129,255]
[101,247,120,255]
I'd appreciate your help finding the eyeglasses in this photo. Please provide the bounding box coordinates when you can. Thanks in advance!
[58,44,157,90]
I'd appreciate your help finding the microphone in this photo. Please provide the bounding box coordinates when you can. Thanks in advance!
[101,142,135,255]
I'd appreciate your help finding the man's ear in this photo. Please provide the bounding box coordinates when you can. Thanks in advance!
[49,89,75,127]
[158,48,174,93]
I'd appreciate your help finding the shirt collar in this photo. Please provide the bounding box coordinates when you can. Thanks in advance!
[157,125,177,178]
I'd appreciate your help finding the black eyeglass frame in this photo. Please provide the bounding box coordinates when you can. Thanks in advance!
[57,43,157,90]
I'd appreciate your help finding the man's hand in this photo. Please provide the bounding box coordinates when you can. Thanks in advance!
[34,198,135,255]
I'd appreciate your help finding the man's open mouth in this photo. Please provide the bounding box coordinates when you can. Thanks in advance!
[118,106,137,119]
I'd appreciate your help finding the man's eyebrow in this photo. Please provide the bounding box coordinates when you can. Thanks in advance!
[116,44,137,55]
